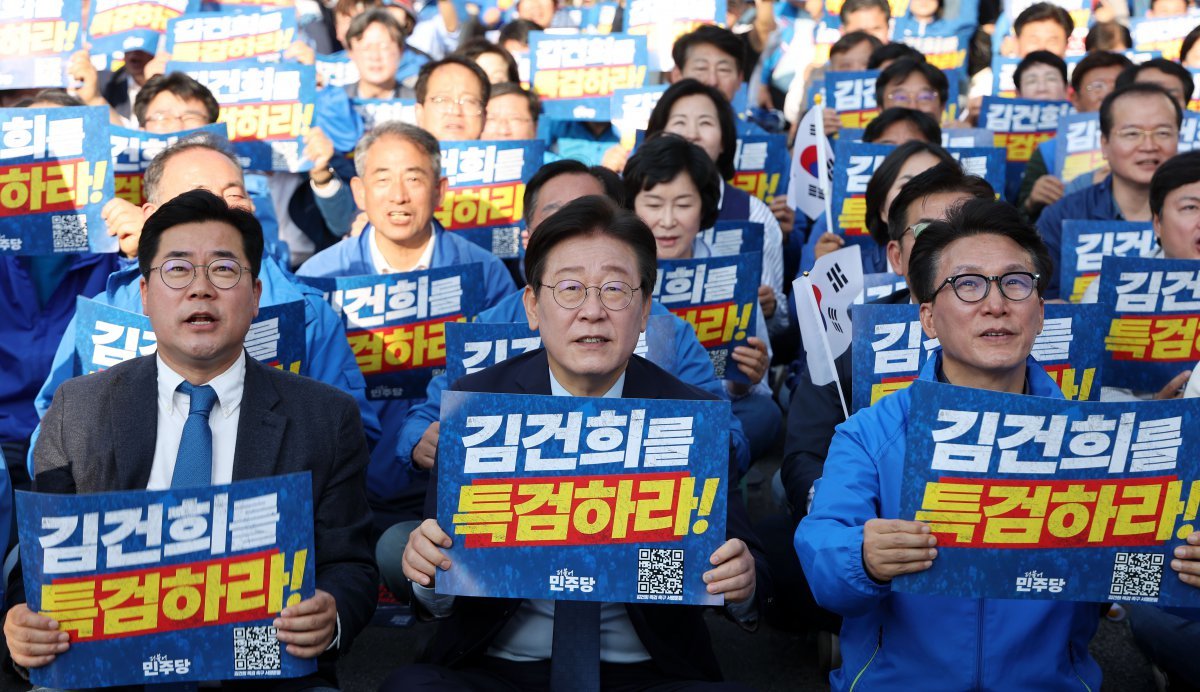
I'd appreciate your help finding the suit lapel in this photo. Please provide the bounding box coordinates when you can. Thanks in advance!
[513,349,552,395]
[112,356,159,490]
[618,356,660,399]
[231,357,286,481]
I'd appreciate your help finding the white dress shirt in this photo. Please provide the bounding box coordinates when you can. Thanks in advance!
[716,180,788,335]
[369,226,436,274]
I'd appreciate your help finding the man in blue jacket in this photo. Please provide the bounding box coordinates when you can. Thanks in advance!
[796,198,1200,690]
[299,121,514,531]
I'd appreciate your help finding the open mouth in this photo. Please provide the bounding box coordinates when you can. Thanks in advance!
[186,312,216,326]
[576,336,610,344]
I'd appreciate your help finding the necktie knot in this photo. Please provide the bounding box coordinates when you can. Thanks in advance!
[178,382,218,418]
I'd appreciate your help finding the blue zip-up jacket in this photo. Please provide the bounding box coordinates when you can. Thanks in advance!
[1036,174,1123,301]
[297,223,514,507]
[796,352,1103,691]
[33,255,382,457]
[397,288,753,475]
[2,253,123,446]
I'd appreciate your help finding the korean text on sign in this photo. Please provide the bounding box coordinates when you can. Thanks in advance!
[529,32,649,121]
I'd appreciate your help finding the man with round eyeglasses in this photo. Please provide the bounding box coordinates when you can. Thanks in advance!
[414,55,490,142]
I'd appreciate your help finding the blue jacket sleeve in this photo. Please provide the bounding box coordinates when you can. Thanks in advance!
[35,312,79,421]
[302,293,383,447]
[311,181,359,238]
[1035,199,1065,300]
[481,257,517,309]
[396,371,447,468]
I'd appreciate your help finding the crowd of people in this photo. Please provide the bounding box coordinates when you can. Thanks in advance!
[4,0,1200,689]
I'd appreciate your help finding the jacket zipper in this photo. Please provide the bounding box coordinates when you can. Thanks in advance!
[1069,644,1093,691]
[849,627,883,692]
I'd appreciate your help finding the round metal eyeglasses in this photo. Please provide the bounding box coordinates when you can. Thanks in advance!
[149,258,248,290]
[540,280,641,310]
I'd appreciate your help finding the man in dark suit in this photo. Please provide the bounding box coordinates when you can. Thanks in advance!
[388,196,769,692]
[4,190,377,690]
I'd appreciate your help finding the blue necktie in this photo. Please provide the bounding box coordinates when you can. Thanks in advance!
[172,382,218,488]
[550,600,600,692]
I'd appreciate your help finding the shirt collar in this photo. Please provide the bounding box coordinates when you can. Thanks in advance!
[157,352,246,419]
[548,367,627,399]
[368,225,436,274]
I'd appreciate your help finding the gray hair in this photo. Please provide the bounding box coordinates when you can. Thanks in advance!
[144,132,241,205]
[354,121,442,180]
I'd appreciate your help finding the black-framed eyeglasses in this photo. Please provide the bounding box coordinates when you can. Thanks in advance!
[540,280,641,311]
[935,272,1040,303]
[149,258,248,290]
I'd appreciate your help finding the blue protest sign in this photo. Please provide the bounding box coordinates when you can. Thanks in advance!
[700,221,765,258]
[653,252,761,382]
[433,139,545,258]
[942,128,997,148]
[894,379,1200,606]
[315,51,358,87]
[351,98,416,133]
[730,134,790,205]
[1054,112,1102,182]
[0,0,83,88]
[19,473,317,688]
[979,96,1072,201]
[87,0,197,69]
[824,70,879,130]
[436,391,730,605]
[110,123,229,206]
[1132,14,1196,61]
[1058,220,1155,305]
[851,302,1106,412]
[624,0,724,72]
[529,32,649,121]
[610,84,667,148]
[165,9,296,63]
[0,106,115,255]
[853,272,906,305]
[830,140,894,245]
[946,145,1007,194]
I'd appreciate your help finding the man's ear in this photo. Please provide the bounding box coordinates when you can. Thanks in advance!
[918,301,938,339]
[522,284,540,332]
[140,275,149,314]
[350,176,366,211]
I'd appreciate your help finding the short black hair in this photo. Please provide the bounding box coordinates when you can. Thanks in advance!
[886,162,995,242]
[488,81,541,122]
[498,18,541,46]
[1084,22,1132,52]
[17,89,85,108]
[1181,25,1200,66]
[139,189,264,282]
[831,31,884,61]
[1014,50,1067,94]
[1099,82,1183,138]
[524,195,657,294]
[867,41,923,70]
[1150,151,1200,219]
[645,78,738,180]
[840,0,892,23]
[1069,50,1133,94]
[1115,58,1195,105]
[907,198,1052,304]
[523,158,625,226]
[623,134,721,232]
[1013,2,1074,38]
[415,54,491,105]
[865,141,957,244]
[671,24,746,77]
[345,7,404,48]
[863,107,942,143]
[455,38,521,83]
[134,73,221,127]
[876,58,949,109]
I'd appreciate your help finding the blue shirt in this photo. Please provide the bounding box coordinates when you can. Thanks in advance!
[298,223,515,507]
[543,120,619,168]
[1036,175,1123,300]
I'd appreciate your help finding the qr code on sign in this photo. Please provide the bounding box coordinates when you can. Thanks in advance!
[638,548,683,597]
[1110,552,1164,601]
[233,626,281,673]
[51,214,88,251]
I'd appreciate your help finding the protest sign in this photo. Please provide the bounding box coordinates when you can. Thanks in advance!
[1099,256,1200,392]
[853,271,906,305]
[979,96,1072,201]
[110,123,228,206]
[1132,14,1196,61]
[990,56,1020,99]
[610,84,667,149]
[699,221,765,258]
[0,106,115,255]
[653,252,761,382]
[436,390,730,605]
[563,1,620,33]
[302,264,484,401]
[529,32,649,121]
[942,128,996,148]
[947,145,1008,194]
[202,0,296,9]
[730,134,790,205]
[894,379,1200,606]
[165,9,295,63]
[88,0,196,70]
[73,297,306,376]
[351,98,416,133]
[19,473,317,688]
[315,50,357,88]
[1191,70,1200,113]
[829,140,894,245]
[851,302,1106,412]
[1179,112,1200,153]
[825,70,879,129]
[1059,221,1155,304]
[898,33,967,72]
[624,0,723,72]
[173,59,316,173]
[0,0,83,88]
[433,139,545,258]
[1054,112,1103,183]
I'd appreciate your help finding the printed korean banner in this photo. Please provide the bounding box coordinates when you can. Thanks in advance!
[624,0,724,72]
[351,98,416,133]
[302,264,484,401]
[1059,221,1155,304]
[1179,112,1200,153]
[110,123,229,206]
[202,0,297,10]
[0,106,115,255]
[824,70,880,130]
[165,9,296,63]
[894,379,1200,606]
[1191,70,1200,113]
[18,473,317,688]
[72,297,306,376]
[433,139,545,259]
[529,32,649,121]
[172,59,315,173]
[853,271,906,305]
[1132,14,1197,61]
[653,252,761,382]
[610,85,667,150]
[947,146,1008,195]
[315,50,357,88]
[851,302,1106,412]
[1099,256,1200,391]
[436,391,730,605]
[0,0,83,89]
[1054,112,1102,182]
[899,33,966,72]
[88,0,197,69]
[942,128,996,149]
[990,56,1020,99]
[443,315,677,384]
[979,97,1072,165]
[830,140,894,245]
[730,134,790,205]
[563,1,620,33]
[699,220,764,258]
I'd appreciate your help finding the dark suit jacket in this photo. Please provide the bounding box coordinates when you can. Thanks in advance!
[418,349,772,683]
[14,354,378,690]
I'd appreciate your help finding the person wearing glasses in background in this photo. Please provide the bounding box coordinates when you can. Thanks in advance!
[414,55,490,142]
[480,82,540,142]
[795,197,1200,690]
[875,58,950,123]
